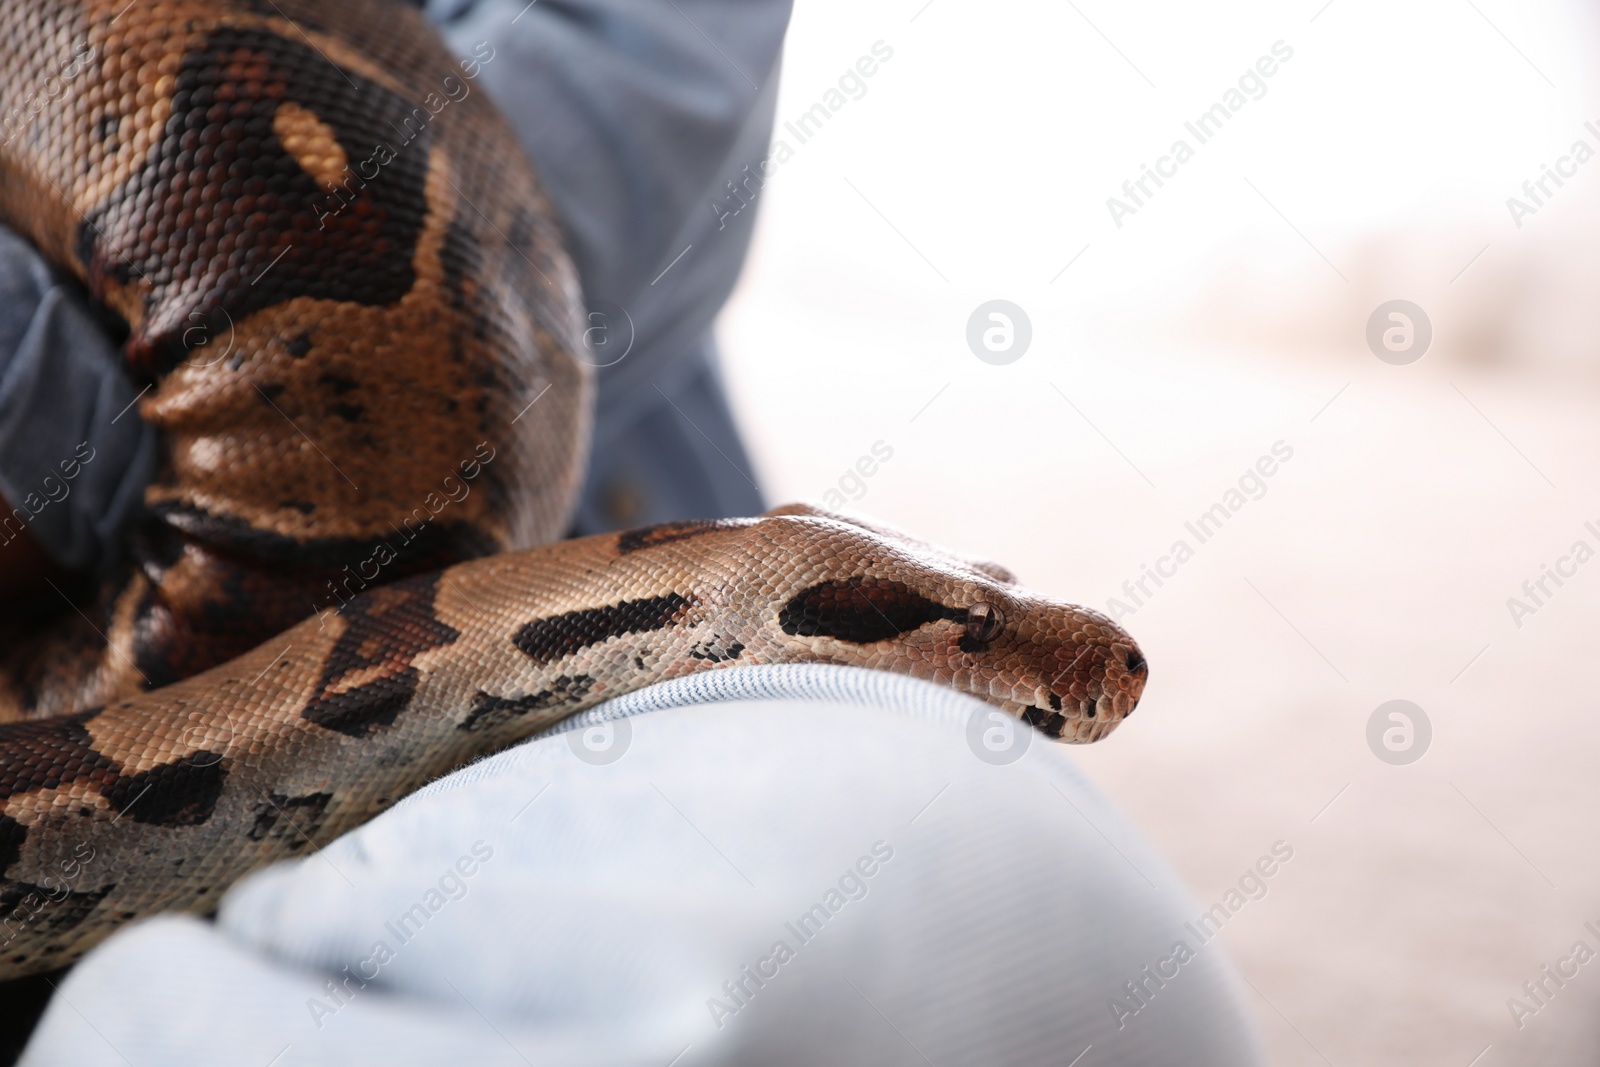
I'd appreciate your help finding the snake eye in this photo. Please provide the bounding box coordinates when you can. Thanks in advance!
[964,602,1004,646]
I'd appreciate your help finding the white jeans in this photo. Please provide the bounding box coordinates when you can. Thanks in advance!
[22,666,1265,1066]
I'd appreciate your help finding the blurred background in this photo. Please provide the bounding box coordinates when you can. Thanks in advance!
[715,0,1600,1063]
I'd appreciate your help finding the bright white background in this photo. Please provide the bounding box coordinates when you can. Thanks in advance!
[719,1,1600,1063]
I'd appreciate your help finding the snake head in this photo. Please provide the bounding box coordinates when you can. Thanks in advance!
[763,508,1148,743]
[979,594,1149,744]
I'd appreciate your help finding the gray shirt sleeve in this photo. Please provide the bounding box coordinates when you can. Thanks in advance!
[0,227,157,575]
[425,0,791,432]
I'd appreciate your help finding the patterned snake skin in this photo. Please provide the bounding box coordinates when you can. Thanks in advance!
[0,1,1147,977]
[0,0,588,719]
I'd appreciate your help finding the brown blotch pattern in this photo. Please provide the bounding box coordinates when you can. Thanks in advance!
[615,519,742,555]
[0,712,118,803]
[779,577,963,644]
[302,573,461,737]
[512,594,695,666]
[459,674,595,733]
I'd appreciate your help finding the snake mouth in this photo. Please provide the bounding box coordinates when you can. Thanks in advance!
[1020,693,1121,743]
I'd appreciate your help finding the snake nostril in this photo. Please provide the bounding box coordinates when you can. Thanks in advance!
[1125,648,1146,673]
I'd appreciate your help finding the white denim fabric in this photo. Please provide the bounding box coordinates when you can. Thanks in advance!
[21,665,1266,1066]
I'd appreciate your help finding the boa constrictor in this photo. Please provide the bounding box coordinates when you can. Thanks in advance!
[0,0,1147,977]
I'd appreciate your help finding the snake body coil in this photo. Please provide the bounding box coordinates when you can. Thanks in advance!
[0,0,589,719]
[0,1,1146,977]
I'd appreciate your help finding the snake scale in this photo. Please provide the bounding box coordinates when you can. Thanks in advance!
[0,0,1146,978]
